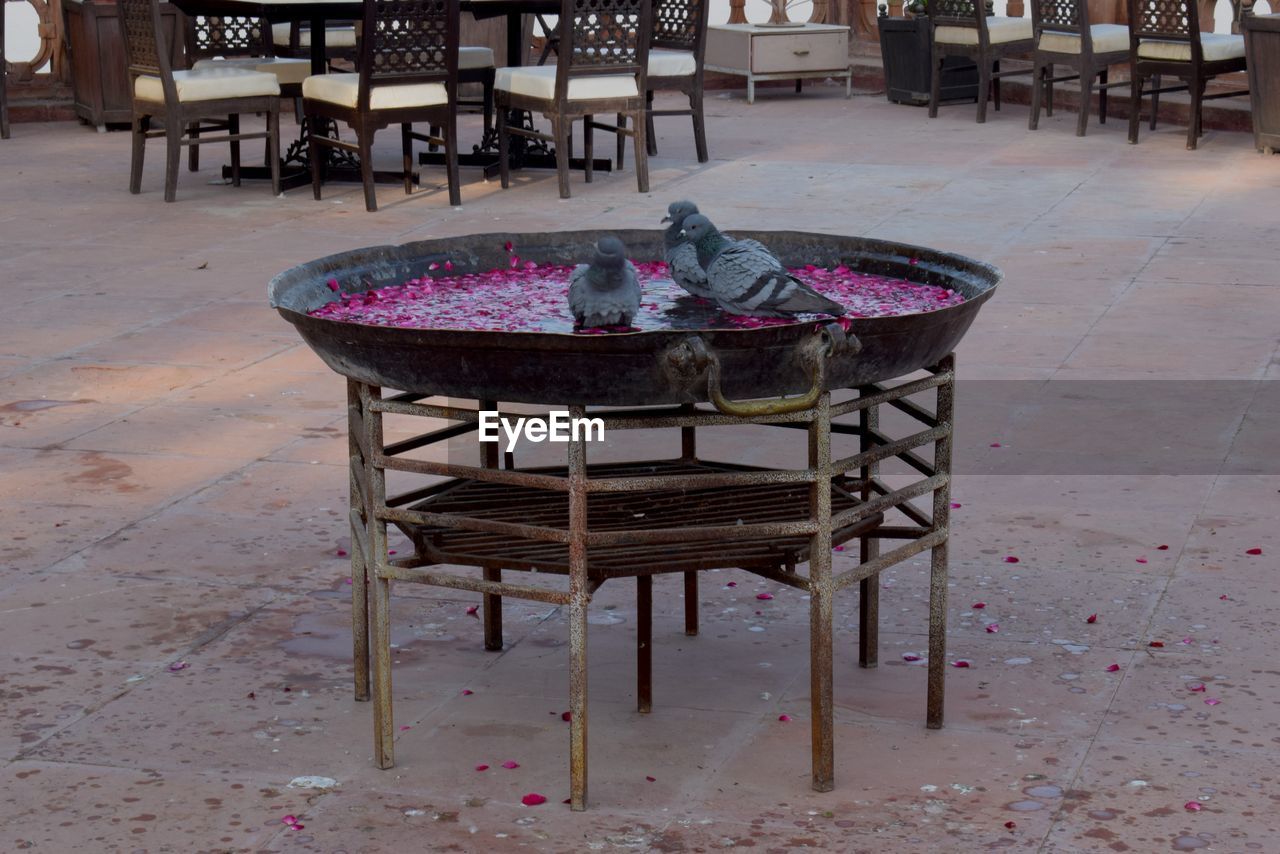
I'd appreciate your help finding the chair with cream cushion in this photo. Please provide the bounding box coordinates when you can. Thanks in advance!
[1126,0,1249,149]
[430,45,497,147]
[184,15,310,170]
[119,0,280,202]
[620,0,709,166]
[496,0,652,199]
[302,0,461,211]
[1029,0,1130,136]
[929,0,1035,122]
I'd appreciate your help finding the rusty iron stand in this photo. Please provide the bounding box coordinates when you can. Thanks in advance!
[346,353,955,808]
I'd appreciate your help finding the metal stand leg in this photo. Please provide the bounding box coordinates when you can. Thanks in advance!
[638,574,652,714]
[808,392,835,792]
[858,390,880,668]
[683,572,699,636]
[349,380,371,701]
[480,400,504,652]
[361,383,396,768]
[926,356,955,730]
[567,406,590,810]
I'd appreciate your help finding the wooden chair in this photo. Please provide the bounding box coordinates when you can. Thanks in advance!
[1127,0,1249,149]
[1028,0,1130,135]
[118,0,281,202]
[184,16,310,169]
[496,0,652,199]
[624,0,710,165]
[928,0,1035,122]
[303,0,462,212]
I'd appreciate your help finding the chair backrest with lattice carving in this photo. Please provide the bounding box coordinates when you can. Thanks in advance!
[1032,0,1088,36]
[1129,0,1202,43]
[653,0,708,55]
[557,0,652,93]
[929,0,993,41]
[187,16,270,62]
[357,0,459,105]
[119,0,168,78]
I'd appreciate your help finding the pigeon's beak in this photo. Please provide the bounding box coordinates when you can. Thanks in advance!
[678,229,686,238]
[660,215,671,223]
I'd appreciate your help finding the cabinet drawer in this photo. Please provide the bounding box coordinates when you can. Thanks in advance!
[751,32,848,74]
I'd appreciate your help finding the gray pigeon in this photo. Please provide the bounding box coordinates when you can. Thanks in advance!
[568,236,642,329]
[661,201,768,299]
[681,214,847,318]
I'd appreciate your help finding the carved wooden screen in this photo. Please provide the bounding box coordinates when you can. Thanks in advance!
[652,0,704,52]
[365,0,456,83]
[930,0,982,29]
[565,0,648,69]
[1032,0,1086,33]
[1130,0,1199,39]
[118,0,165,76]
[188,16,268,61]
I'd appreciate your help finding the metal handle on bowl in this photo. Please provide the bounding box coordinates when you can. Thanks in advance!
[665,323,860,417]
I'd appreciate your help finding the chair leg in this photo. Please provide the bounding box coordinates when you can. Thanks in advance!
[228,114,241,187]
[691,88,708,163]
[357,125,377,211]
[1045,61,1054,116]
[268,107,281,196]
[188,121,200,171]
[401,123,414,196]
[1076,64,1092,137]
[163,117,182,203]
[992,59,1001,111]
[616,113,626,170]
[482,71,495,135]
[645,90,656,156]
[1150,73,1161,131]
[1187,75,1204,150]
[632,108,649,194]
[976,61,992,123]
[1128,73,1144,144]
[1098,68,1108,124]
[583,114,593,183]
[445,113,461,207]
[130,114,148,195]
[928,50,943,118]
[553,116,571,199]
[1028,62,1043,131]
[309,115,324,200]
[498,106,510,189]
[428,124,440,153]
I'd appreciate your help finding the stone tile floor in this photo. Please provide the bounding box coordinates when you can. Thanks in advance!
[1,88,1278,852]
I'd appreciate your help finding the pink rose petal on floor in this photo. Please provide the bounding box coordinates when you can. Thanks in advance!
[1246,548,1263,555]
[461,689,473,696]
[399,725,411,731]
[336,549,348,557]
[645,776,656,782]
[1105,664,1121,672]
[1157,544,1169,550]
[521,793,547,806]
[288,823,304,830]
[1188,683,1206,692]
[756,593,774,600]
[1184,802,1202,811]
[1086,614,1098,624]
[902,653,922,662]
[951,660,971,668]
[1136,557,1148,564]
[1204,698,1221,706]
[1004,820,1017,829]
[726,581,737,587]
[168,661,188,672]
[972,602,986,609]
[833,545,845,552]
[1149,641,1165,648]
[1220,594,1230,600]
[950,502,962,509]
[1003,556,1020,564]
[501,761,520,769]
[475,764,489,771]
[778,714,792,722]
[282,815,297,824]
[465,605,479,617]
[985,623,999,633]
[1181,637,1193,644]
[561,711,571,722]
[344,577,353,585]
[990,442,1002,448]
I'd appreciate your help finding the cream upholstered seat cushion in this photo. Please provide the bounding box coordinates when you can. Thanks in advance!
[459,46,496,70]
[935,17,1033,46]
[1137,33,1245,62]
[302,72,448,109]
[272,23,358,48]
[495,65,639,100]
[192,56,312,87]
[648,48,696,77]
[1038,23,1129,55]
[135,66,280,103]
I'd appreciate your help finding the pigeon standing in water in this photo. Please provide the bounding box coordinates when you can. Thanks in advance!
[661,201,769,299]
[568,236,642,329]
[680,214,846,318]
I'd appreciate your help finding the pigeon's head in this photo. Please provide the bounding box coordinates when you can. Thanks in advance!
[661,200,699,226]
[680,214,715,244]
[593,236,628,269]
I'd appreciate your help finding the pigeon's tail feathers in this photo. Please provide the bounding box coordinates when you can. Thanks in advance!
[772,278,846,316]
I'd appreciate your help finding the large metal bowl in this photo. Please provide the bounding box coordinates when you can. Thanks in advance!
[269,229,1000,405]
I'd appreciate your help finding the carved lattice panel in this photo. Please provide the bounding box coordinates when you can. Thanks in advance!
[1034,0,1084,28]
[653,0,701,50]
[1133,0,1193,35]
[369,0,451,78]
[930,0,981,26]
[118,0,164,74]
[570,0,645,66]
[190,15,266,59]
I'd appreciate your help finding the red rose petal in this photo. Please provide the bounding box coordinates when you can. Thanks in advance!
[778,714,792,722]
[1135,557,1148,564]
[972,602,986,609]
[990,442,1002,448]
[1220,594,1229,600]
[902,653,922,662]
[1149,641,1165,648]
[501,761,520,769]
[645,775,656,782]
[985,623,999,633]
[1188,683,1206,692]
[326,279,339,291]
[1003,556,1020,564]
[288,822,304,830]
[1004,820,1017,829]
[399,725,411,731]
[726,581,738,587]
[561,711,571,722]
[756,593,774,601]
[465,605,479,617]
[1246,548,1263,555]
[336,548,348,557]
[1204,698,1221,706]
[950,502,962,509]
[832,545,845,552]
[1184,801,1202,811]
[282,815,297,824]
[1104,663,1121,672]
[475,764,489,771]
[1086,614,1098,624]
[1157,544,1169,550]
[951,660,971,668]
[521,793,547,806]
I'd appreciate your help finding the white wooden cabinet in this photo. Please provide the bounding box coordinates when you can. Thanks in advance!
[705,23,853,103]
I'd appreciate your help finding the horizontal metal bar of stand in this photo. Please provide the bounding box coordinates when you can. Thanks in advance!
[383,421,477,458]
[872,525,932,539]
[379,505,571,543]
[830,372,952,418]
[864,429,937,478]
[832,473,948,529]
[886,396,939,429]
[741,564,812,591]
[583,468,815,493]
[373,399,482,420]
[585,518,818,547]
[834,529,947,591]
[377,563,572,604]
[594,406,818,429]
[868,479,932,527]
[375,453,570,491]
[833,424,948,474]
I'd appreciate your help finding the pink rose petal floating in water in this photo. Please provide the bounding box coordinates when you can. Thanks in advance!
[778,714,792,722]
[326,279,339,292]
[307,257,965,334]
[1204,698,1221,706]
[501,761,520,769]
[1086,614,1098,624]
[985,623,999,633]
[1003,556,1020,564]
[1246,548,1263,555]
[521,793,547,806]
[756,593,774,601]
[1184,802,1202,811]
[951,660,971,668]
